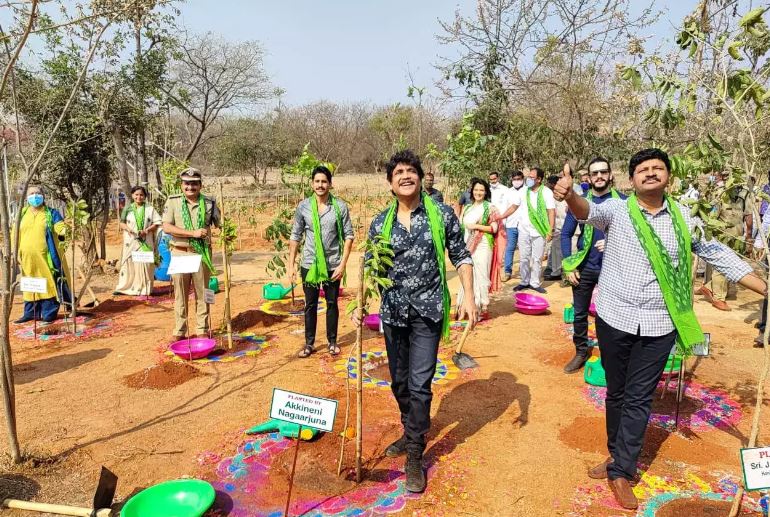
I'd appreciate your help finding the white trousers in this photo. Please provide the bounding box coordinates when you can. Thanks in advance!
[519,232,546,288]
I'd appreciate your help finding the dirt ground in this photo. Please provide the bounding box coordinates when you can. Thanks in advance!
[1,185,769,516]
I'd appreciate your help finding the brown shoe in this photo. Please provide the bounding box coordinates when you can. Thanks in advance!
[587,457,613,479]
[712,300,731,311]
[608,477,638,510]
[697,285,714,302]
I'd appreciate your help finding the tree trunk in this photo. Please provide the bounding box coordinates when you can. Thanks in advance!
[134,22,148,187]
[98,188,109,260]
[0,145,20,463]
[111,124,132,196]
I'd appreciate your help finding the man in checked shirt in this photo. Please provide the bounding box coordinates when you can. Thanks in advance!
[553,148,767,510]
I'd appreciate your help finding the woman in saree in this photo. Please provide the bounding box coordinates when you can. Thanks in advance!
[15,185,72,323]
[456,178,504,320]
[114,186,162,296]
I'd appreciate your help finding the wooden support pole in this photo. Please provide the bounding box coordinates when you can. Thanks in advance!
[284,426,302,517]
[355,257,364,483]
[217,182,233,350]
[70,199,77,335]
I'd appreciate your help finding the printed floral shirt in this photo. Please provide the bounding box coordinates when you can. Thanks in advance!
[368,199,472,327]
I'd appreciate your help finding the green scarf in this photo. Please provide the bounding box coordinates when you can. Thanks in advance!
[562,189,620,273]
[526,187,550,237]
[180,194,215,274]
[460,201,494,247]
[380,193,450,338]
[627,194,703,355]
[130,203,152,252]
[305,194,345,285]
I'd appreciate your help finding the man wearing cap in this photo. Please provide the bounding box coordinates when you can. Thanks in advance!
[162,168,221,338]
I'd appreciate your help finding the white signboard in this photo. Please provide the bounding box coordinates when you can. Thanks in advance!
[740,446,770,491]
[19,277,47,294]
[270,388,338,433]
[131,251,155,264]
[167,254,202,275]
[204,289,216,304]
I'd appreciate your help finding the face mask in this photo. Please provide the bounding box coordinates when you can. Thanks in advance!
[27,194,44,207]
[525,178,536,188]
[708,175,715,183]
[580,182,590,192]
[512,180,524,189]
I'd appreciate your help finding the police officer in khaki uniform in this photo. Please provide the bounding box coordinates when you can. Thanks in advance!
[700,171,753,311]
[162,168,221,338]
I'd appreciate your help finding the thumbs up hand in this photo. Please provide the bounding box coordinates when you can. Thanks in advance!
[553,162,575,202]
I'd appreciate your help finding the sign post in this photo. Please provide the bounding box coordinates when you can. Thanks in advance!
[269,388,337,516]
[20,277,48,340]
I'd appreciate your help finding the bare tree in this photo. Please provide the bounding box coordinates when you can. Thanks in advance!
[164,31,273,161]
[437,0,660,165]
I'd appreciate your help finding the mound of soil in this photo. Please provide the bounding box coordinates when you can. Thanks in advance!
[364,357,391,382]
[123,362,203,390]
[655,498,734,516]
[208,336,269,356]
[95,298,146,314]
[230,309,284,332]
[535,344,595,367]
[651,388,703,418]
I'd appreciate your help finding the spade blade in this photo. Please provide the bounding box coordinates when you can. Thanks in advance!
[92,466,118,509]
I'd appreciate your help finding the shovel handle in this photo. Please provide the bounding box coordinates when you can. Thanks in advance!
[3,499,112,516]
[455,323,472,354]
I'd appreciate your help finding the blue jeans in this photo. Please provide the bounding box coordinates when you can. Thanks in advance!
[504,227,519,274]
[383,306,442,453]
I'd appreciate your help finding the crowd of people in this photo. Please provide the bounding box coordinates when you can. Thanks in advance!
[13,148,769,508]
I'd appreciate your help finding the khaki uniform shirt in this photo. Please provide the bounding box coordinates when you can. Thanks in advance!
[162,194,221,248]
[718,187,753,238]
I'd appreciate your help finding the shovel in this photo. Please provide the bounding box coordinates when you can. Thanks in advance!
[452,322,478,370]
[3,466,117,516]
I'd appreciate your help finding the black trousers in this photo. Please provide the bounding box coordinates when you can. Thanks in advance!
[300,268,340,347]
[759,297,767,333]
[596,316,676,480]
[383,306,442,454]
[571,267,600,355]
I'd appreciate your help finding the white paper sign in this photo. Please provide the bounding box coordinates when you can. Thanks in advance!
[131,251,155,264]
[204,288,215,304]
[167,254,202,274]
[270,388,338,433]
[740,446,770,491]
[20,277,47,294]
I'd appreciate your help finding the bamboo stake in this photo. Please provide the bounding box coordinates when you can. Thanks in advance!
[284,425,302,517]
[70,199,76,335]
[217,182,233,350]
[355,257,364,483]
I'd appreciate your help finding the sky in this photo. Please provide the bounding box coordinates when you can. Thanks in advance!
[177,1,696,107]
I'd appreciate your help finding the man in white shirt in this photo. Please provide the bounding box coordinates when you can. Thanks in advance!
[488,171,509,213]
[502,170,526,282]
[500,167,556,293]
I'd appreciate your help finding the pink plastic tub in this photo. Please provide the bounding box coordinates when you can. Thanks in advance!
[514,292,549,308]
[169,338,216,360]
[515,303,548,315]
[363,313,381,331]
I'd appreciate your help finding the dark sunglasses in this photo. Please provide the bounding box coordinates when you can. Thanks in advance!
[589,169,611,177]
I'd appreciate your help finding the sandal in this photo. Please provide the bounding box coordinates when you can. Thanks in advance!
[327,343,341,356]
[298,345,314,358]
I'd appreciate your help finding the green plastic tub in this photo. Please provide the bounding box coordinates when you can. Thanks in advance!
[121,479,215,517]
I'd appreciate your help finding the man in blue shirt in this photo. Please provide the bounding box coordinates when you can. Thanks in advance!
[561,157,626,373]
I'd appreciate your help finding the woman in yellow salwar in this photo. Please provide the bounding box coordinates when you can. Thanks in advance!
[15,186,72,323]
[114,186,161,296]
